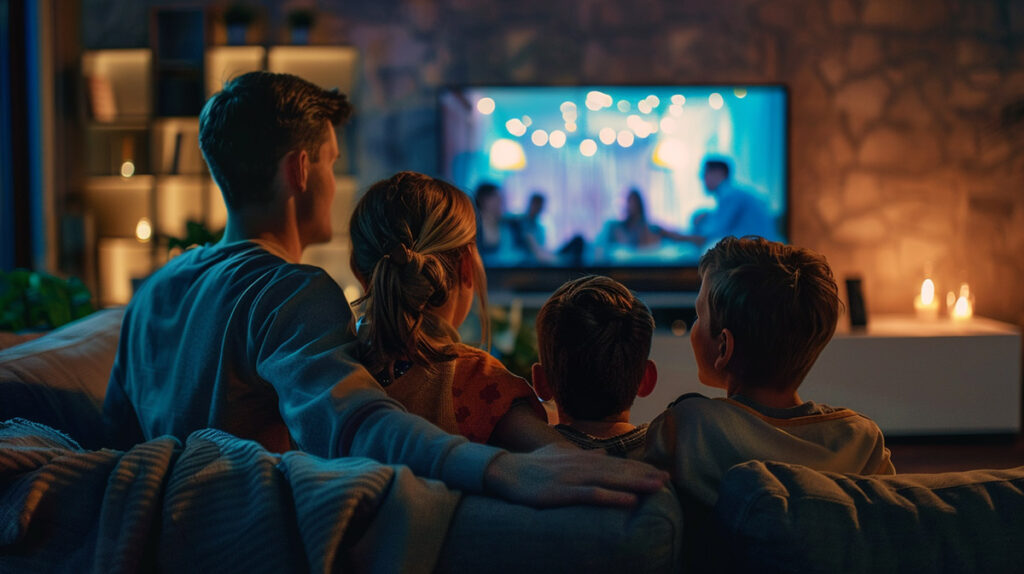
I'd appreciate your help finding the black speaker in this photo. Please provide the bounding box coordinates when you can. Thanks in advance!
[845,277,868,328]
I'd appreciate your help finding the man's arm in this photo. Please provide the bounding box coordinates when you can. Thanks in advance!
[484,445,669,507]
[256,269,667,505]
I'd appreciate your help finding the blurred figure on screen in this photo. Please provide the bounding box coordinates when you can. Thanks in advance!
[509,192,585,267]
[692,158,782,245]
[510,193,557,264]
[595,188,699,262]
[474,182,520,267]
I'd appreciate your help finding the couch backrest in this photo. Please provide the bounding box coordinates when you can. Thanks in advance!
[0,308,123,449]
[715,459,1024,573]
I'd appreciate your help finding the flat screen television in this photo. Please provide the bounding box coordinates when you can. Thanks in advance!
[438,85,788,295]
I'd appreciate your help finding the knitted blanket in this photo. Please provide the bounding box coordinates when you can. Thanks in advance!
[0,419,459,573]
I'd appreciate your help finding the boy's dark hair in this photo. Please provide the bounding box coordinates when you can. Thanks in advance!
[698,236,840,391]
[198,71,351,210]
[536,275,655,421]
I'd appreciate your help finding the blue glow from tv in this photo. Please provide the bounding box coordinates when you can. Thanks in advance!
[440,85,787,269]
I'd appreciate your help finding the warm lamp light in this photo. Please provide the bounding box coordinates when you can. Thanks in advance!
[135,217,152,243]
[913,278,939,320]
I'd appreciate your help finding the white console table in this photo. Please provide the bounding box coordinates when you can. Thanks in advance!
[633,315,1022,436]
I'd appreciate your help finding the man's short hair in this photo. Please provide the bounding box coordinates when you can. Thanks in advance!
[536,275,655,421]
[698,236,840,391]
[703,159,731,179]
[198,71,351,210]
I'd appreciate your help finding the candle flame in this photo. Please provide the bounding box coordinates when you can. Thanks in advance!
[951,283,973,320]
[920,279,935,305]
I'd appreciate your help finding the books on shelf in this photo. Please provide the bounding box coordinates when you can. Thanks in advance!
[87,75,117,122]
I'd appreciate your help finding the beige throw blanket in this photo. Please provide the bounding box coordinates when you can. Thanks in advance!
[0,419,459,573]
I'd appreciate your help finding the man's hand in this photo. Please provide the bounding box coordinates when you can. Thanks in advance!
[482,444,669,508]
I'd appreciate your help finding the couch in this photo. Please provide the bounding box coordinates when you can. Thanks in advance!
[0,309,681,573]
[2,309,1023,573]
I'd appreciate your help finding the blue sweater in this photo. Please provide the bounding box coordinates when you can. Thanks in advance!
[104,240,498,492]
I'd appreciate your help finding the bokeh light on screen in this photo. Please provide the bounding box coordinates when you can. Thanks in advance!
[522,116,533,127]
[531,129,549,146]
[709,93,725,110]
[120,161,135,178]
[671,94,686,106]
[652,139,685,169]
[476,97,496,114]
[549,130,567,148]
[638,100,652,114]
[617,100,631,112]
[599,127,616,145]
[565,121,578,132]
[734,88,748,99]
[561,102,578,123]
[586,90,613,111]
[579,139,598,156]
[490,138,526,170]
[617,130,635,148]
[506,118,527,137]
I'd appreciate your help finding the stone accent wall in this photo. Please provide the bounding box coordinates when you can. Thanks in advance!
[83,0,1024,325]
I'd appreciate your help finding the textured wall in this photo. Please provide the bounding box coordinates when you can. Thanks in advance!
[82,0,1024,325]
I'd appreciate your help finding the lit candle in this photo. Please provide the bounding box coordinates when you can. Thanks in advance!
[913,278,939,320]
[950,283,974,321]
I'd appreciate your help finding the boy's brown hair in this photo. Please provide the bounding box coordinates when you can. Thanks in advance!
[536,275,655,420]
[698,236,840,391]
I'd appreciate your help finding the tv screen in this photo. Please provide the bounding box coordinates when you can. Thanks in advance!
[439,85,788,292]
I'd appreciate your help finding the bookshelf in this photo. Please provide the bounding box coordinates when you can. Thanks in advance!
[80,40,359,306]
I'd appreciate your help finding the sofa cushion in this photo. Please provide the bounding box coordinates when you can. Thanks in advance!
[435,485,682,574]
[714,460,1024,574]
[0,308,123,449]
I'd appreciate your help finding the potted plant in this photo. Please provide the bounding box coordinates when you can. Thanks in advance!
[0,269,94,332]
[286,8,316,45]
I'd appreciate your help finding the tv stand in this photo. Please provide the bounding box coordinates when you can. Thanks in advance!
[488,290,696,310]
[633,315,1022,436]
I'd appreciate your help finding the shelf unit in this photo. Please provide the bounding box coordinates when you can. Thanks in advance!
[80,38,359,307]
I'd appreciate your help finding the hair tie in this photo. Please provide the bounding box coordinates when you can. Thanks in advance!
[389,244,412,266]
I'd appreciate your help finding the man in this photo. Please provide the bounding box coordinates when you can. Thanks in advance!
[511,192,556,264]
[692,158,781,245]
[103,72,665,507]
